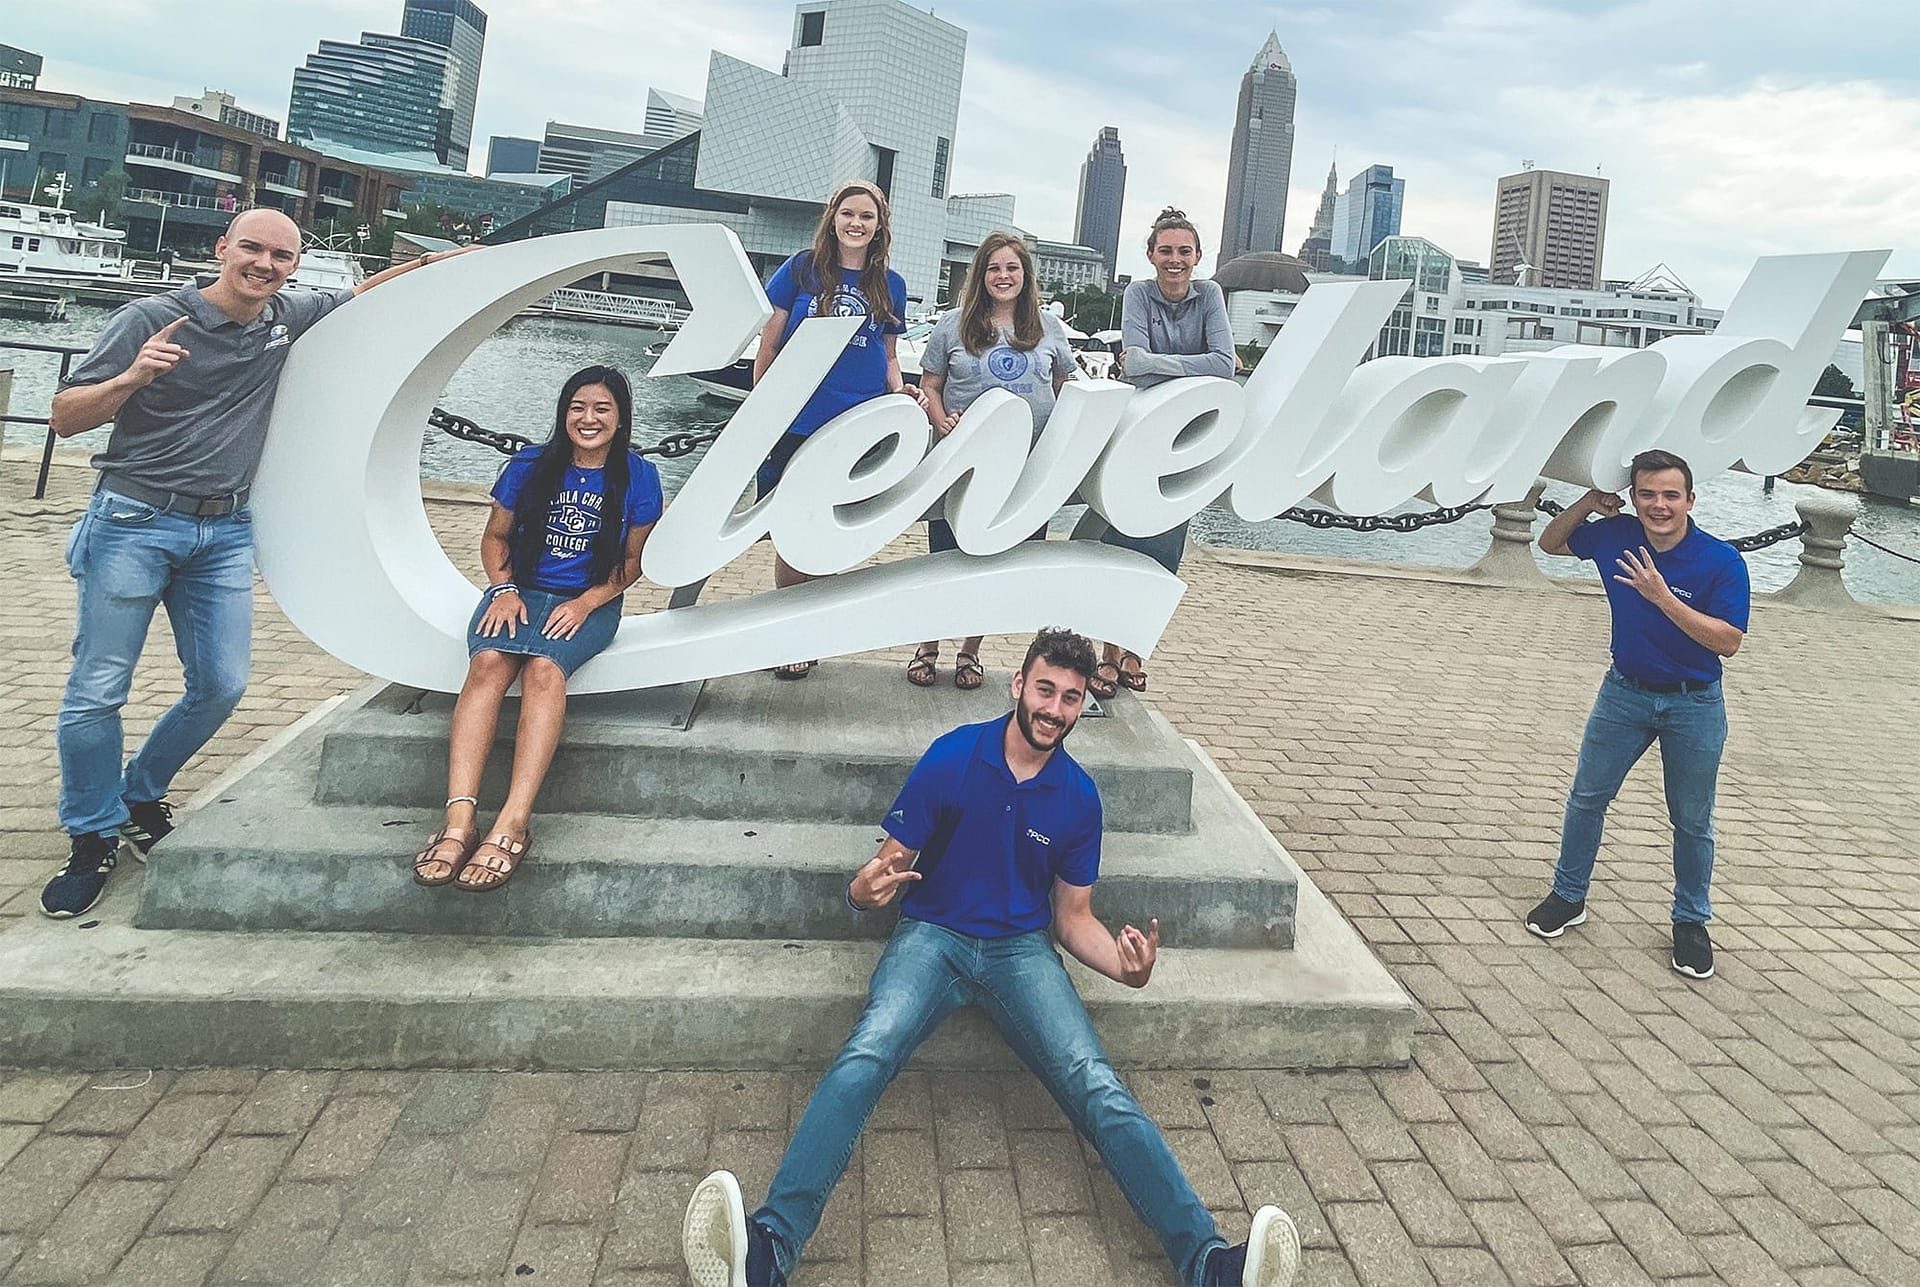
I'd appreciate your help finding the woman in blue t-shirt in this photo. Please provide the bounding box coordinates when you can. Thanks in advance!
[410,365,665,893]
[754,179,926,679]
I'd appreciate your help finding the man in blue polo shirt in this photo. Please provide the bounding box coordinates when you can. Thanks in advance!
[1527,449,1751,979]
[683,628,1301,1287]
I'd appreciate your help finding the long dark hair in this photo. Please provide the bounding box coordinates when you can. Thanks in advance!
[959,231,1044,356]
[507,365,636,588]
[801,179,899,327]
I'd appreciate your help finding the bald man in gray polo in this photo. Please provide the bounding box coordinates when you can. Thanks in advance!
[39,210,466,918]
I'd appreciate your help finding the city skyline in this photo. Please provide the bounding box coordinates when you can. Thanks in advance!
[6,0,1916,303]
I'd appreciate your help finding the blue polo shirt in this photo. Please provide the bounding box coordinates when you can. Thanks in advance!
[882,715,1103,938]
[1568,514,1750,685]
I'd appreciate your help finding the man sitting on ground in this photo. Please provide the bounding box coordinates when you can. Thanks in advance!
[682,627,1301,1287]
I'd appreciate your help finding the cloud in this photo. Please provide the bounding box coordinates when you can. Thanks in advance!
[7,0,1915,303]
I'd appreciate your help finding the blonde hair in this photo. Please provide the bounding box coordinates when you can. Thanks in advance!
[958,232,1044,356]
[803,179,899,326]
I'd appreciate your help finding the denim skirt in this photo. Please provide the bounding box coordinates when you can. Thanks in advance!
[466,587,622,677]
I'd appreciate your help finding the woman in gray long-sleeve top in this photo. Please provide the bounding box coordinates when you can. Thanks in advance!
[1093,206,1236,699]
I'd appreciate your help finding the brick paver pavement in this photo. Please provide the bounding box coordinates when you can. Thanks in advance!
[2,452,1917,1286]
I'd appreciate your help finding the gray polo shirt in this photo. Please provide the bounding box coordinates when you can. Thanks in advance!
[64,281,352,497]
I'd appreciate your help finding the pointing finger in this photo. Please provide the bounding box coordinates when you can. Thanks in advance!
[154,316,190,341]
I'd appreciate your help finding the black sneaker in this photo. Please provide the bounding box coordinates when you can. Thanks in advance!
[120,798,175,859]
[39,832,124,919]
[1671,922,1714,979]
[1525,892,1587,939]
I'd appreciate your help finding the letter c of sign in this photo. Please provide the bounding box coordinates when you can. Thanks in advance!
[252,227,1187,694]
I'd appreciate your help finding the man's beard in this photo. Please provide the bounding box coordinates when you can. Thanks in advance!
[1014,699,1073,752]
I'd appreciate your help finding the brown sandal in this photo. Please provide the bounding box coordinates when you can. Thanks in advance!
[1117,650,1149,692]
[413,827,476,887]
[953,651,985,690]
[1089,661,1120,701]
[455,829,532,893]
[906,645,939,687]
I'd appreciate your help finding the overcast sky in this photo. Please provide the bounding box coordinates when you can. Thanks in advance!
[13,0,1916,303]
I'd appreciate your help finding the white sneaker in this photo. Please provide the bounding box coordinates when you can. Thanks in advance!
[1243,1205,1301,1287]
[683,1169,748,1287]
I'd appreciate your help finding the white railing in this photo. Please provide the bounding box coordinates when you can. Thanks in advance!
[125,187,250,212]
[527,288,689,327]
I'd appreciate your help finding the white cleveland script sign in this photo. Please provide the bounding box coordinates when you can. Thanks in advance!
[253,226,1887,693]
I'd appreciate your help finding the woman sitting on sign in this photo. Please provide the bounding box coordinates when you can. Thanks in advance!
[905,231,1078,690]
[753,179,928,680]
[1091,206,1235,700]
[410,365,663,892]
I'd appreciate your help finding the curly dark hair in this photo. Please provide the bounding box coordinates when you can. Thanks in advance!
[1021,628,1099,684]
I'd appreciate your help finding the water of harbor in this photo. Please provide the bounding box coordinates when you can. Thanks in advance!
[7,308,1920,604]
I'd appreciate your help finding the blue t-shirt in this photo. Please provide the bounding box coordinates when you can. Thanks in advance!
[881,715,1102,939]
[492,447,664,594]
[1567,514,1751,684]
[766,251,908,438]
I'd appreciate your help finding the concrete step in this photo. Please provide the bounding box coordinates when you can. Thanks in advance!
[315,663,1195,834]
[137,693,1296,947]
[0,859,1411,1072]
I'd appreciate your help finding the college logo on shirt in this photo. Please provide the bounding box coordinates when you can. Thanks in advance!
[811,284,871,320]
[1671,585,1694,602]
[263,324,291,352]
[1025,828,1051,846]
[546,488,602,556]
[987,346,1030,382]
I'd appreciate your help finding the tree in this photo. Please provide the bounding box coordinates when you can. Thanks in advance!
[70,169,129,225]
[1814,363,1857,399]
[1047,283,1121,333]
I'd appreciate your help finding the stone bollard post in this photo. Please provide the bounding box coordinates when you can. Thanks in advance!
[1467,479,1552,587]
[0,361,11,470]
[1771,490,1865,611]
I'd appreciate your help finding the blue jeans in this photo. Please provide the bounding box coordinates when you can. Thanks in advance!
[1552,668,1727,924]
[756,919,1225,1286]
[58,488,254,837]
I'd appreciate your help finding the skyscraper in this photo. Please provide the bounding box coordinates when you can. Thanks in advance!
[1331,163,1404,265]
[1490,167,1609,289]
[288,33,458,166]
[1296,157,1336,267]
[400,0,487,171]
[1073,126,1126,285]
[1219,31,1297,264]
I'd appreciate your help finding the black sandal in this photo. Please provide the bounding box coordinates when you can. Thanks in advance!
[1117,650,1149,692]
[906,646,939,687]
[774,660,817,680]
[953,652,985,690]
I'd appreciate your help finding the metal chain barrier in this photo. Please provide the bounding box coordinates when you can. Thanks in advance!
[428,407,723,461]
[423,411,1835,552]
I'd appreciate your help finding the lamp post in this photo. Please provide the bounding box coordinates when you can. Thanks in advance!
[0,138,26,201]
[131,194,169,253]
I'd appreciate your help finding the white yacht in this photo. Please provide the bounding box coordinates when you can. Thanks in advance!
[0,201,127,278]
[287,247,365,293]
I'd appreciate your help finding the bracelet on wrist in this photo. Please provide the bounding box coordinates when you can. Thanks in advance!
[486,582,519,599]
[845,881,870,914]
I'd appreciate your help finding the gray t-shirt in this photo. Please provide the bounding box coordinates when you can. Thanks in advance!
[64,281,353,496]
[921,311,1078,431]
[1120,277,1235,389]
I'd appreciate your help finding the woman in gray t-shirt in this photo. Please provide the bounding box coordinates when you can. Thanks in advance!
[908,231,1078,690]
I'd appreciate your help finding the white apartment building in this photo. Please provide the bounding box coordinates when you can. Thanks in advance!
[1221,235,1720,361]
